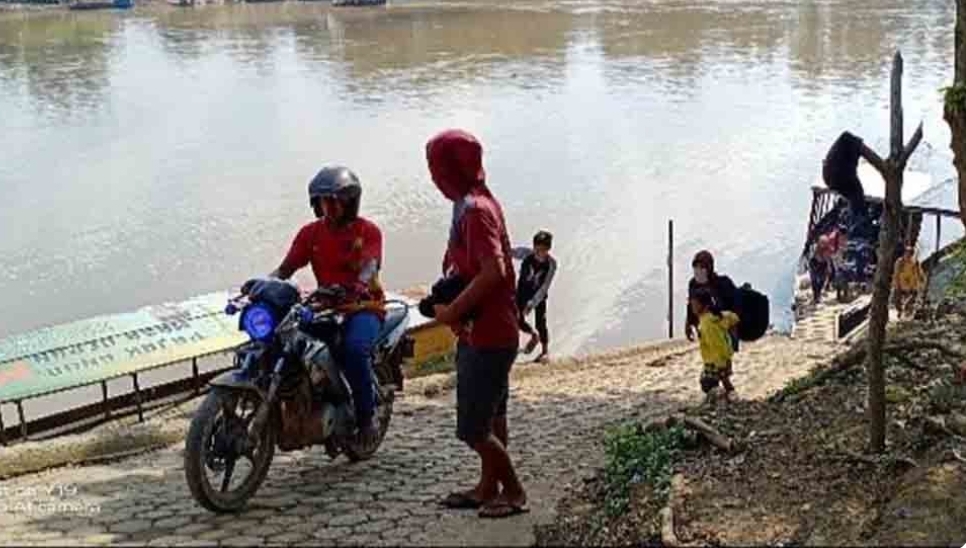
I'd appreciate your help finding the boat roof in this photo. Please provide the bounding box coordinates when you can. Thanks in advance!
[812,161,959,217]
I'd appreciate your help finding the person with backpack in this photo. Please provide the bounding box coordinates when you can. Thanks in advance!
[685,250,738,350]
[512,230,557,363]
[685,249,771,349]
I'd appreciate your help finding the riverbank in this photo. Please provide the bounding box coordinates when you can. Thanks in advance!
[0,358,464,480]
[0,334,836,546]
[0,337,690,481]
[537,298,966,545]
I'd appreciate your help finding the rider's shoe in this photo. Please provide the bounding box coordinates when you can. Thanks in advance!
[358,414,381,447]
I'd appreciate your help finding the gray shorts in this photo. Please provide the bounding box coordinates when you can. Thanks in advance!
[455,342,516,444]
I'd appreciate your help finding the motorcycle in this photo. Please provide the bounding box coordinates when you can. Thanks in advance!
[184,278,414,513]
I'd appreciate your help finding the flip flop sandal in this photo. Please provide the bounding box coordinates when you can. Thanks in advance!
[440,491,484,509]
[479,501,530,519]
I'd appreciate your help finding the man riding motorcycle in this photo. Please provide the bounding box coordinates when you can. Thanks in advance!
[269,166,385,444]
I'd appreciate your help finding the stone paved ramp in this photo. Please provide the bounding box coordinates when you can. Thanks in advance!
[0,337,836,547]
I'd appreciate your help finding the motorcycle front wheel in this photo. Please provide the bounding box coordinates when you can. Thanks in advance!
[184,388,276,513]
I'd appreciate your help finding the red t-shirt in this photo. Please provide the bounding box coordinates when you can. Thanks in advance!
[280,217,386,312]
[445,190,519,350]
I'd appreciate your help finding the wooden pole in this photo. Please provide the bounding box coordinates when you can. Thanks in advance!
[101,380,111,421]
[17,401,27,441]
[192,357,200,396]
[0,405,6,446]
[132,373,144,423]
[668,219,674,340]
[857,51,924,453]
[936,214,942,254]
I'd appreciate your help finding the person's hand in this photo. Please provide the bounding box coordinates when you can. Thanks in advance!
[685,324,695,342]
[433,304,458,326]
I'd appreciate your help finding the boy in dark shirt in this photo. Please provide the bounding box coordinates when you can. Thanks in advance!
[512,231,557,363]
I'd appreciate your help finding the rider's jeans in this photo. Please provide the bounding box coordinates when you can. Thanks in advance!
[343,311,381,426]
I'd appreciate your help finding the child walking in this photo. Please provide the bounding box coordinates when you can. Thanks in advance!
[690,288,740,403]
[512,230,557,363]
[893,245,925,319]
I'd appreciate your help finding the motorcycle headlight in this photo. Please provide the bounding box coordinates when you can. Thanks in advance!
[241,304,276,342]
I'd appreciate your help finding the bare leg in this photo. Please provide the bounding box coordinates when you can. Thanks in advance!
[468,441,500,503]
[474,435,526,513]
[492,415,508,448]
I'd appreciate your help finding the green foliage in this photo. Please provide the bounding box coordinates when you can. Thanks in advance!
[944,83,966,115]
[929,382,966,414]
[781,374,817,397]
[602,422,687,517]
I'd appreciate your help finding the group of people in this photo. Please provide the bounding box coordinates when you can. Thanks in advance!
[806,217,927,318]
[265,127,746,520]
[267,129,554,519]
[807,130,929,313]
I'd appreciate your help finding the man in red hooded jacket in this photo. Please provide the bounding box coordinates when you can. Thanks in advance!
[426,129,528,519]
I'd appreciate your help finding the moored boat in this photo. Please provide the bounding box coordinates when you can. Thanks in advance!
[792,161,960,342]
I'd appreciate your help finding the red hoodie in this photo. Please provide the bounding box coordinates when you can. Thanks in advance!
[426,129,519,350]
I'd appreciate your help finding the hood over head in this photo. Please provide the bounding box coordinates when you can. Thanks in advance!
[692,250,716,273]
[426,129,486,201]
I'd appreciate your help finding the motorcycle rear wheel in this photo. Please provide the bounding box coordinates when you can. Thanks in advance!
[343,388,393,462]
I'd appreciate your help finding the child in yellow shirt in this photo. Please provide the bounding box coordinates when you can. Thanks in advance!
[690,289,740,402]
[892,245,925,319]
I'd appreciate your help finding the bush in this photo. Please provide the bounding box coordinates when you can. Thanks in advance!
[602,422,687,517]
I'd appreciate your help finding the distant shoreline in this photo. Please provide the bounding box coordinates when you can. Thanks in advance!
[0,0,258,13]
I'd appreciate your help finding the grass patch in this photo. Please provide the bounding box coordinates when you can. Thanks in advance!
[928,382,966,414]
[602,422,687,517]
[774,363,832,399]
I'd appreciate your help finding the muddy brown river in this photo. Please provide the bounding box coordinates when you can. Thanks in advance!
[0,0,959,360]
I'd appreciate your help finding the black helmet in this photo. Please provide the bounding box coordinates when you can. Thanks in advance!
[308,166,362,222]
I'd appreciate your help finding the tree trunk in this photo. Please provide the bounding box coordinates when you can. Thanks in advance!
[850,52,922,453]
[945,0,966,232]
[865,52,920,454]
[866,161,900,452]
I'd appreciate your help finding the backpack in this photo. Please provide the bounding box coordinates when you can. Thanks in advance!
[734,284,769,342]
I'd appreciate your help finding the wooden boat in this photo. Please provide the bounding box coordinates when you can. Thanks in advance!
[331,0,386,6]
[69,0,131,9]
[791,162,959,342]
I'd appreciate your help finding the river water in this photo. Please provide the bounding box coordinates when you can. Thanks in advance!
[0,0,959,358]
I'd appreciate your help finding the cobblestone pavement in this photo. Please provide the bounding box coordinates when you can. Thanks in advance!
[0,337,836,547]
